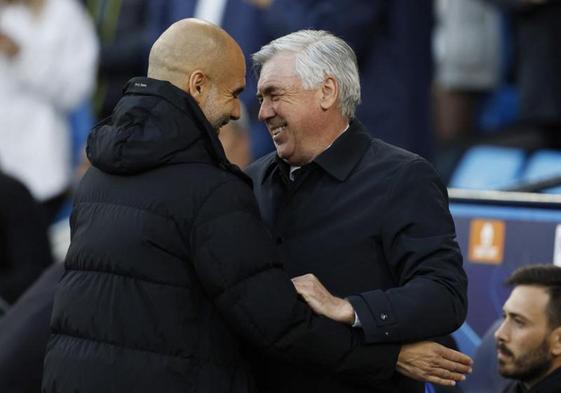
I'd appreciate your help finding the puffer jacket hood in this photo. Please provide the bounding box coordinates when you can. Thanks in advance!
[87,77,242,179]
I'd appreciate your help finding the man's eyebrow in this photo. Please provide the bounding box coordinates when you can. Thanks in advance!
[504,309,530,322]
[256,86,280,99]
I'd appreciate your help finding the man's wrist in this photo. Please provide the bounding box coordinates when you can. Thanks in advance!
[334,298,356,325]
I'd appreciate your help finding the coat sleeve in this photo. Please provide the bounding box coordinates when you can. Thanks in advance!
[189,178,400,385]
[348,158,468,344]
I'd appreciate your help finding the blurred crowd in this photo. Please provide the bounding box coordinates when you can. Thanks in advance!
[0,0,560,391]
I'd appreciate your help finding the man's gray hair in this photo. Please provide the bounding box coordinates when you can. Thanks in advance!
[252,30,361,119]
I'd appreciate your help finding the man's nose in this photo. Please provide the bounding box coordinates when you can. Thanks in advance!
[231,100,241,121]
[258,99,274,121]
[495,320,508,342]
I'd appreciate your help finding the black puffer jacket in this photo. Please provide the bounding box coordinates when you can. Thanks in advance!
[42,78,399,393]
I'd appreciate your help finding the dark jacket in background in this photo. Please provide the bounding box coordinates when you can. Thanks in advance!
[247,121,468,392]
[0,263,63,393]
[42,78,399,393]
[483,1,561,126]
[502,367,561,393]
[0,172,53,305]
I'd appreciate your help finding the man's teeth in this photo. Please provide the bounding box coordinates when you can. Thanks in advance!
[272,126,286,136]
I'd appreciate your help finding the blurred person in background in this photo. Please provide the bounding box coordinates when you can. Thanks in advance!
[432,0,502,177]
[0,171,52,307]
[433,0,502,142]
[0,0,98,224]
[0,263,62,393]
[495,264,561,393]
[483,0,561,149]
[87,0,151,119]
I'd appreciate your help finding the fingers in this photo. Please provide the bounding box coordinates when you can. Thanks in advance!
[291,274,321,296]
[425,346,473,386]
[438,346,474,366]
[291,275,314,294]
[416,364,467,387]
[291,273,317,284]
[424,375,458,387]
[292,280,308,296]
[436,357,472,375]
[397,341,473,386]
[429,366,467,383]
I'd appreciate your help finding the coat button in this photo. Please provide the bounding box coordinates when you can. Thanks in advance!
[276,237,284,245]
[380,313,388,321]
[384,331,391,337]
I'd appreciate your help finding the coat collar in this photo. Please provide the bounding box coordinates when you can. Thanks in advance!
[258,119,371,184]
[124,77,230,166]
[313,120,372,181]
[88,77,250,184]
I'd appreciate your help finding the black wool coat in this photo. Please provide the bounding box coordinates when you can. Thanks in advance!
[247,121,468,393]
[41,78,397,393]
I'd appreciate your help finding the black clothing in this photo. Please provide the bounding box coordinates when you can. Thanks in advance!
[484,1,561,126]
[0,263,63,393]
[502,367,561,393]
[516,3,561,126]
[0,172,53,304]
[247,121,468,392]
[42,78,398,393]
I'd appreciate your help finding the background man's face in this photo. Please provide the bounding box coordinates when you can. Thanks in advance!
[257,53,324,166]
[495,285,554,384]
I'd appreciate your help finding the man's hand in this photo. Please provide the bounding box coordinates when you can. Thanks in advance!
[396,341,473,387]
[292,274,355,324]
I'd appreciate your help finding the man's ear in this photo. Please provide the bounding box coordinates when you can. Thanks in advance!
[319,76,338,111]
[550,326,561,356]
[186,70,207,103]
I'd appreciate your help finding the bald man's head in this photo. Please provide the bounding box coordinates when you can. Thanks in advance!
[148,18,242,91]
[147,19,246,131]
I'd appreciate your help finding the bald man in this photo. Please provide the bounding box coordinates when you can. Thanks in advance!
[41,19,469,393]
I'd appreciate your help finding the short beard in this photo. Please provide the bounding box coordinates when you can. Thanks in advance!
[498,339,552,385]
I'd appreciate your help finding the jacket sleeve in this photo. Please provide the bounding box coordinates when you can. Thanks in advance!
[189,178,399,386]
[348,158,467,344]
